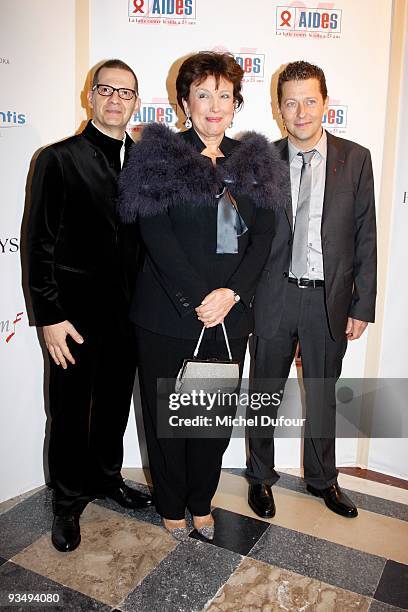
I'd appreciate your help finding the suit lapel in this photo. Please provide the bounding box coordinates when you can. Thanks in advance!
[275,137,292,230]
[322,132,345,238]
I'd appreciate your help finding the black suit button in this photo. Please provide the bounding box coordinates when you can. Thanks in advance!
[287,239,292,246]
[183,302,190,308]
[283,272,288,278]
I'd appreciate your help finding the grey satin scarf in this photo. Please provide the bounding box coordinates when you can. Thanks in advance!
[216,187,248,254]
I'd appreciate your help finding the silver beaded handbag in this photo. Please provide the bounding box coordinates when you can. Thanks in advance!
[175,323,240,394]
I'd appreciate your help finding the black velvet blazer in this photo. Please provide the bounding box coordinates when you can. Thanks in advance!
[119,125,289,340]
[28,121,138,327]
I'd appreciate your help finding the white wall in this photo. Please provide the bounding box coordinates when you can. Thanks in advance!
[0,1,76,501]
[367,2,408,479]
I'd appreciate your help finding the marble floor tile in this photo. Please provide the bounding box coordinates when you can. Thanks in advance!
[189,507,269,556]
[0,561,110,611]
[0,485,45,517]
[11,503,177,607]
[314,507,408,564]
[0,487,53,559]
[249,523,386,597]
[121,538,242,612]
[374,560,408,609]
[206,556,371,611]
[214,472,408,564]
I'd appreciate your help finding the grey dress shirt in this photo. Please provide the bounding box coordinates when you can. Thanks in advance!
[288,129,327,280]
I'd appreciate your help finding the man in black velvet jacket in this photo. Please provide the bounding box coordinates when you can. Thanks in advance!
[28,59,152,552]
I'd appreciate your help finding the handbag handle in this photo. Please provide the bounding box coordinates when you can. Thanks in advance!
[193,322,233,361]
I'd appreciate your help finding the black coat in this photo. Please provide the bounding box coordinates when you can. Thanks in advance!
[119,125,289,339]
[253,132,377,341]
[28,121,138,327]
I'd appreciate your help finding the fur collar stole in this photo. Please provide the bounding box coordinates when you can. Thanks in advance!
[119,122,289,220]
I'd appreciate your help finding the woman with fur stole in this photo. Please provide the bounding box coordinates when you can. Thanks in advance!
[119,51,288,540]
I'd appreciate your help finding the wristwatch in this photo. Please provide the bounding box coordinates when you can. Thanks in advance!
[233,291,241,303]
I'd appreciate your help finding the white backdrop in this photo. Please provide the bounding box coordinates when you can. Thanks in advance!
[0,1,76,502]
[1,0,406,503]
[368,3,408,479]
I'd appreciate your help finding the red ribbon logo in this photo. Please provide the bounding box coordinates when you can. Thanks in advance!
[133,0,145,14]
[280,10,292,26]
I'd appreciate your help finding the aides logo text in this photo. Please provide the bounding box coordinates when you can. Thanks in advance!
[129,101,177,134]
[129,0,196,23]
[234,52,265,82]
[276,5,342,39]
[0,111,26,128]
[322,103,347,134]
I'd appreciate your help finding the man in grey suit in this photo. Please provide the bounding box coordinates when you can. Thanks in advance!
[246,61,377,519]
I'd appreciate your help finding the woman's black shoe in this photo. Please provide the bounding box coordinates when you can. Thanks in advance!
[51,515,81,552]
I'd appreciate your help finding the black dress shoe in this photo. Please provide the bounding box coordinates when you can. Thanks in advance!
[248,483,276,518]
[306,483,358,518]
[105,483,153,509]
[51,515,81,552]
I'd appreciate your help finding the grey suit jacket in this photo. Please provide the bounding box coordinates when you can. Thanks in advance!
[253,131,377,341]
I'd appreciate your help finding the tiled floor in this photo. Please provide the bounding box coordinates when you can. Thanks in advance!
[0,469,407,611]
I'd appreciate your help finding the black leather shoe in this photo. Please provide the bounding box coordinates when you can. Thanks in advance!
[105,483,153,509]
[51,514,81,552]
[306,483,358,518]
[248,483,276,518]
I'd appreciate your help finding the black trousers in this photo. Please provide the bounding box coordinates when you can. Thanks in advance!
[48,307,136,516]
[135,325,247,519]
[246,283,347,489]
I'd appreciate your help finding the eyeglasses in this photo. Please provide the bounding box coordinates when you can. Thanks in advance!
[93,84,137,100]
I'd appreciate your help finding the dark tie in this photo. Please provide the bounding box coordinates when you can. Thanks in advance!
[290,150,315,279]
